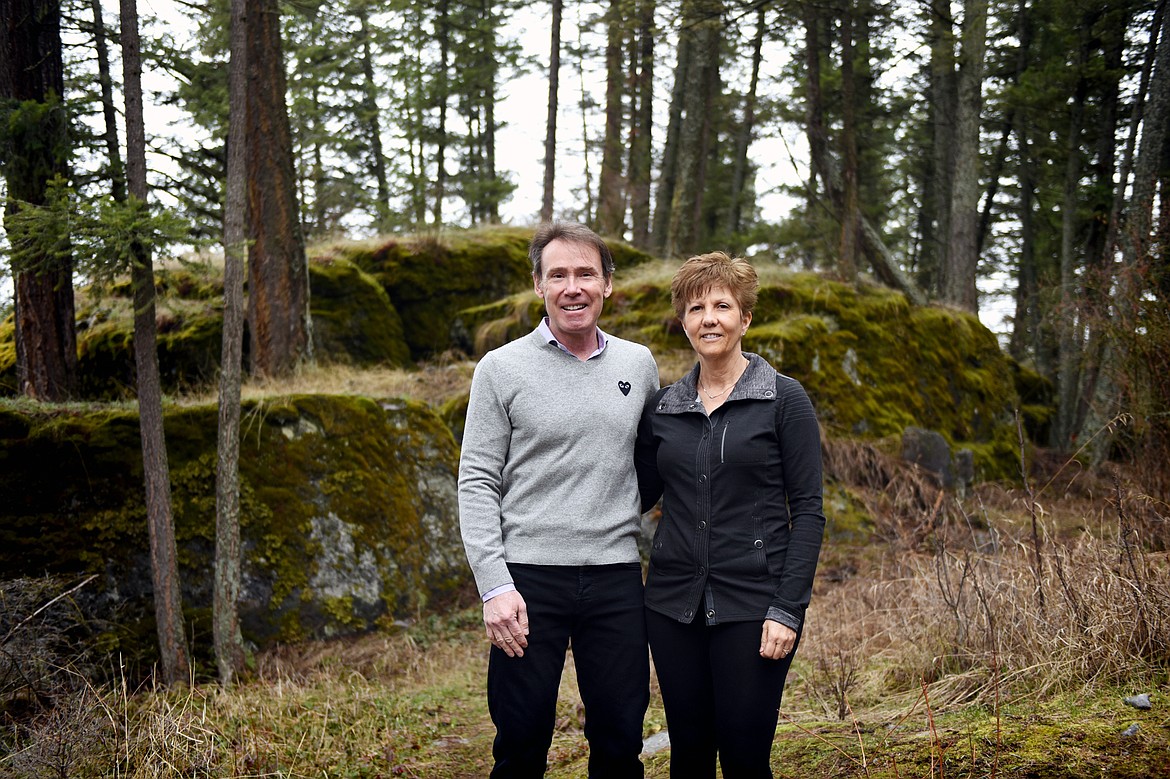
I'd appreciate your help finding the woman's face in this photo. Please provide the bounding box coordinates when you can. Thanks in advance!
[682,284,752,361]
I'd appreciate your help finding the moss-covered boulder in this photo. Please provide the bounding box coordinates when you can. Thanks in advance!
[459,263,1031,480]
[0,257,410,399]
[0,395,470,659]
[308,256,412,368]
[330,225,655,361]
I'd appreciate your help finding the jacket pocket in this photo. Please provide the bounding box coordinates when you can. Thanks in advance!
[718,418,768,464]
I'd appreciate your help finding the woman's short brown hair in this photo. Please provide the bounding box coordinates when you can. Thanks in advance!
[670,252,759,319]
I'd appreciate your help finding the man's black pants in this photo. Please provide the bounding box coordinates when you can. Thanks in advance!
[487,562,649,778]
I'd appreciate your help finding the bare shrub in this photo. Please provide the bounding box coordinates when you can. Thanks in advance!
[822,437,961,548]
[805,504,1170,711]
[2,686,115,779]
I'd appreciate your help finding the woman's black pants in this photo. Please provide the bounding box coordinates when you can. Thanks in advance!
[646,608,799,779]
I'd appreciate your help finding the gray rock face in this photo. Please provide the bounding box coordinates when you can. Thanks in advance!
[0,395,471,655]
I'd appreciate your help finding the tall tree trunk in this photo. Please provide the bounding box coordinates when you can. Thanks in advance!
[628,0,654,248]
[246,0,310,377]
[1054,64,1089,449]
[1108,2,1170,478]
[726,5,763,239]
[541,0,562,223]
[407,9,427,227]
[119,0,190,686]
[1076,0,1139,440]
[1,0,77,402]
[922,0,957,294]
[802,0,926,305]
[651,33,689,253]
[596,0,626,235]
[803,2,832,207]
[576,6,594,224]
[665,0,721,258]
[89,0,125,202]
[839,0,860,282]
[941,0,987,312]
[1119,3,1170,297]
[485,59,499,224]
[214,0,249,688]
[1009,123,1038,363]
[432,0,450,226]
[357,6,390,231]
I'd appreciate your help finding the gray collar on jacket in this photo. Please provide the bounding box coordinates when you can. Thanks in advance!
[655,352,779,414]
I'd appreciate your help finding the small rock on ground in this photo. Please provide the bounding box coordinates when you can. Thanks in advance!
[1124,693,1152,710]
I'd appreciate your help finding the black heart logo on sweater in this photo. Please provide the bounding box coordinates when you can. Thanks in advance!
[618,381,631,396]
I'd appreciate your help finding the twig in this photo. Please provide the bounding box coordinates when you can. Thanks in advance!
[921,676,943,779]
[778,712,866,766]
[0,575,97,647]
[1016,410,1046,615]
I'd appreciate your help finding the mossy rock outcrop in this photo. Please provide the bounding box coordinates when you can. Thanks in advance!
[0,394,470,662]
[330,226,654,361]
[0,257,410,399]
[462,263,1033,481]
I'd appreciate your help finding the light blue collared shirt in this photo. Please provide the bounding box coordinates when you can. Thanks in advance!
[537,317,608,359]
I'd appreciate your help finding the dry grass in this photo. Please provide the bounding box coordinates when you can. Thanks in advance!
[179,355,477,411]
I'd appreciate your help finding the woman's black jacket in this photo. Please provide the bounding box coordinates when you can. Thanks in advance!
[635,353,826,630]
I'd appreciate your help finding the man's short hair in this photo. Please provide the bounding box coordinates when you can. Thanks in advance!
[529,221,616,280]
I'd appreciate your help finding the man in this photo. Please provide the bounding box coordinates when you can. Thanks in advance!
[458,221,659,778]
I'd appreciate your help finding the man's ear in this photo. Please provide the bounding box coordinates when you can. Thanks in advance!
[533,274,545,298]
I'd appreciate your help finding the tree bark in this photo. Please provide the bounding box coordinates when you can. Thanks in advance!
[803,2,830,206]
[1,0,77,402]
[214,0,249,688]
[541,0,562,223]
[1055,63,1089,449]
[941,0,987,312]
[120,0,190,686]
[246,0,310,377]
[839,0,860,281]
[627,0,654,248]
[432,0,450,226]
[596,0,626,236]
[665,0,721,259]
[652,33,689,253]
[89,0,126,202]
[726,5,764,239]
[920,0,956,293]
[357,6,390,231]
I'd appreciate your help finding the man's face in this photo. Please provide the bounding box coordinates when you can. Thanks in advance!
[533,239,612,342]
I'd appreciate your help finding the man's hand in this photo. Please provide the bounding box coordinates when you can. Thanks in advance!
[759,619,796,660]
[484,590,530,658]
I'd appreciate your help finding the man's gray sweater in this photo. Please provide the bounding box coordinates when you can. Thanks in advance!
[458,328,659,596]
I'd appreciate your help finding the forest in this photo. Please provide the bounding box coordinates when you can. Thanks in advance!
[1,0,1169,775]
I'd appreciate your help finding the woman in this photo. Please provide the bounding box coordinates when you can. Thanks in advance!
[635,252,826,778]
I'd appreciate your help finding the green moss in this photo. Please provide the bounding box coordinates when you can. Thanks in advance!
[0,315,15,395]
[592,268,1028,477]
[333,227,535,359]
[0,394,469,656]
[307,256,411,367]
[822,482,873,541]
